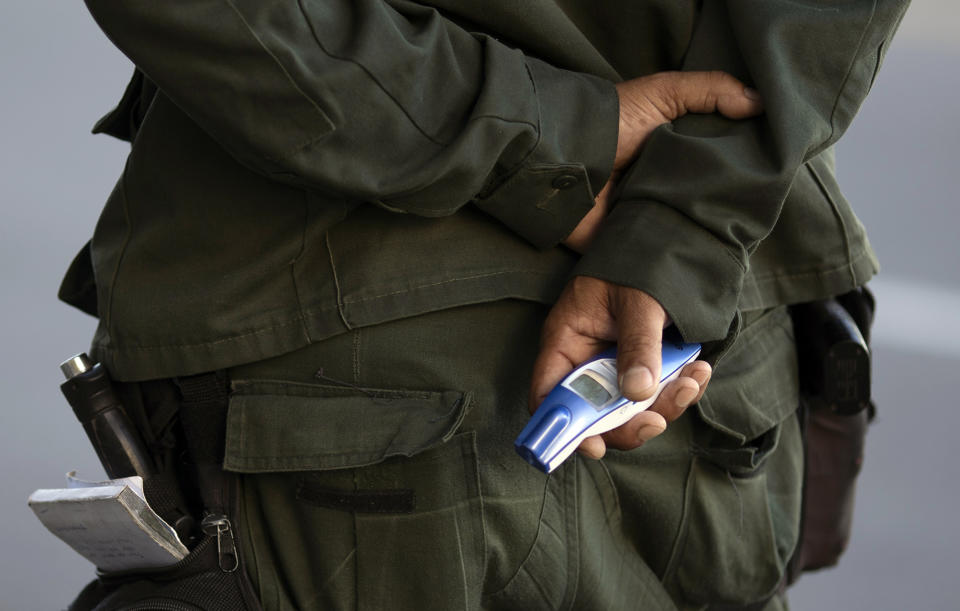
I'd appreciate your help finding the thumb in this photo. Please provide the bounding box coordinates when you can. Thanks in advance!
[612,288,668,401]
[653,70,764,121]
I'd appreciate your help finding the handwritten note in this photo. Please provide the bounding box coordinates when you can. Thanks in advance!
[28,473,188,572]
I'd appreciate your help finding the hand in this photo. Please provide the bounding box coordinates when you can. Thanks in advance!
[613,70,762,171]
[529,276,712,459]
[562,71,762,253]
[562,180,615,254]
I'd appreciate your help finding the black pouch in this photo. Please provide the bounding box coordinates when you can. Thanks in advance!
[68,373,262,611]
[786,287,875,584]
[69,533,256,611]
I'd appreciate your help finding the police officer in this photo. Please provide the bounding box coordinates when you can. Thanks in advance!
[63,1,909,609]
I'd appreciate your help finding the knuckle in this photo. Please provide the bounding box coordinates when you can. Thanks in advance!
[641,73,682,118]
[617,334,662,361]
[708,70,732,87]
[618,332,661,350]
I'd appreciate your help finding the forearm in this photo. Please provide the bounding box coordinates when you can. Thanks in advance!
[575,0,910,342]
[85,0,619,247]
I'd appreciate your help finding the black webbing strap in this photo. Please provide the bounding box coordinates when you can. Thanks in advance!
[142,474,189,534]
[111,379,195,540]
[174,371,231,514]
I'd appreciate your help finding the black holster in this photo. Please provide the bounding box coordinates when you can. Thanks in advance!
[786,287,875,584]
[68,373,262,611]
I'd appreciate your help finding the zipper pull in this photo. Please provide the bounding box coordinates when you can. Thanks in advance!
[201,514,239,572]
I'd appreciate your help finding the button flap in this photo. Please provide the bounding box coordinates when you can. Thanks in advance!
[697,307,799,445]
[224,380,469,473]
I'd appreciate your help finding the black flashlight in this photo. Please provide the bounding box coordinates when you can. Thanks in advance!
[59,353,155,479]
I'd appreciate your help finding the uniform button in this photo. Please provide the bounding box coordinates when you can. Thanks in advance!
[552,174,580,189]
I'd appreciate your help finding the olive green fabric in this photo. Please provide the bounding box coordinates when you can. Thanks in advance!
[61,2,907,608]
[223,300,801,610]
[572,0,906,340]
[65,0,908,381]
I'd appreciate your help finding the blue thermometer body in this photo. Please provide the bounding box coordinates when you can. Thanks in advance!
[515,327,701,473]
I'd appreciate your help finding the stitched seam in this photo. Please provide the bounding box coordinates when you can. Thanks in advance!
[103,164,134,334]
[617,197,748,274]
[722,241,747,273]
[234,449,429,462]
[806,161,858,285]
[296,0,539,150]
[262,133,330,162]
[747,247,874,282]
[292,0,549,205]
[95,268,553,352]
[370,105,544,209]
[338,269,557,305]
[352,329,361,386]
[352,469,360,609]
[452,497,470,610]
[662,456,696,587]
[324,231,352,330]
[465,62,548,209]
[317,549,356,596]
[818,0,878,155]
[231,385,441,401]
[524,61,545,175]
[92,316,309,351]
[295,0,446,146]
[373,66,545,209]
[562,460,580,610]
[222,0,334,158]
[289,190,313,342]
[484,478,551,599]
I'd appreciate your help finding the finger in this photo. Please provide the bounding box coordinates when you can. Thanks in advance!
[647,375,700,423]
[604,361,711,452]
[653,70,764,120]
[648,359,711,420]
[684,360,712,404]
[577,435,606,460]
[611,289,667,402]
[602,410,668,451]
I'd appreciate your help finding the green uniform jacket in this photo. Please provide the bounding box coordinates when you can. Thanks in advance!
[63,0,908,381]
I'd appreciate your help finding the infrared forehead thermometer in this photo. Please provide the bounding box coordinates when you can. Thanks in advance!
[515,327,701,473]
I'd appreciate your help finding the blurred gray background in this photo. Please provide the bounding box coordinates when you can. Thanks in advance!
[1,2,956,609]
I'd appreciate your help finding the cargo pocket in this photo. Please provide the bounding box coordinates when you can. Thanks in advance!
[664,307,804,607]
[223,380,484,611]
[482,464,576,611]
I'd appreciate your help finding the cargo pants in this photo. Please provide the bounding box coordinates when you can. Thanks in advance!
[222,300,803,610]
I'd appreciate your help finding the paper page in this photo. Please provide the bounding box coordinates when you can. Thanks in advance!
[29,475,188,572]
[66,470,146,501]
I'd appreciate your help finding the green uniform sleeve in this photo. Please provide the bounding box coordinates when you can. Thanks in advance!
[83,0,619,249]
[574,0,909,341]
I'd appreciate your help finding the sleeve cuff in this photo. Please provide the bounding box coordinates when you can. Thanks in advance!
[572,199,746,342]
[473,56,618,250]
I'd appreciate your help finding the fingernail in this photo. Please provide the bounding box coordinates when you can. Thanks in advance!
[636,423,659,444]
[692,369,710,387]
[620,366,655,396]
[743,87,761,101]
[675,386,698,408]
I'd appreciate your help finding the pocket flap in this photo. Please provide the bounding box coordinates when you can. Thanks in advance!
[224,380,469,473]
[697,307,799,445]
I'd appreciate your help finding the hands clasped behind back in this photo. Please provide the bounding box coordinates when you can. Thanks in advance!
[536,71,764,459]
[562,71,763,254]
